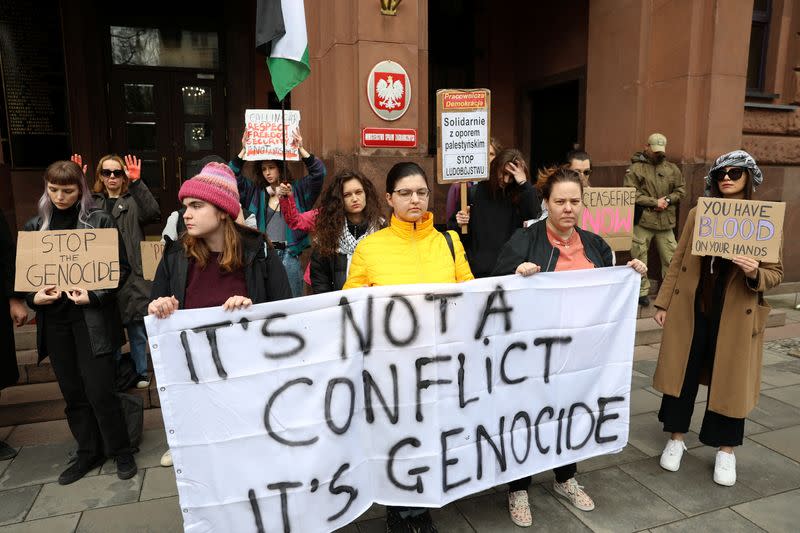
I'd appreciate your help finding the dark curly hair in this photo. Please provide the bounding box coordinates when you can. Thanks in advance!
[313,170,385,257]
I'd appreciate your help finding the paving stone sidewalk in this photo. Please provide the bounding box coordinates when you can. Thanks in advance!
[1,295,799,532]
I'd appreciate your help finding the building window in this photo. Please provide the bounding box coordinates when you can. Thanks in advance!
[747,0,771,91]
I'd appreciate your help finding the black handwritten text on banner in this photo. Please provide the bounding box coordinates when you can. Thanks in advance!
[145,268,640,533]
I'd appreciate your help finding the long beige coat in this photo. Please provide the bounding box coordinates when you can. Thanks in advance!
[652,207,783,418]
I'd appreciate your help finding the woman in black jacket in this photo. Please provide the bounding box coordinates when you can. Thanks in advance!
[309,170,384,293]
[89,154,160,388]
[22,160,136,485]
[493,166,647,527]
[148,162,292,466]
[450,149,541,277]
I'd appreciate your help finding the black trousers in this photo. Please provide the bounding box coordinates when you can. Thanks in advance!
[658,310,744,447]
[508,463,578,492]
[45,318,132,460]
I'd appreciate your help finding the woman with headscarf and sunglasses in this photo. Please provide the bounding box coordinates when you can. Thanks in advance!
[652,150,783,486]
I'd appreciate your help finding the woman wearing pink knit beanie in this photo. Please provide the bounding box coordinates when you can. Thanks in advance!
[149,161,293,467]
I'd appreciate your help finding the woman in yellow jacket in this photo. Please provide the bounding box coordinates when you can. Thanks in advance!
[343,162,473,532]
[344,162,473,288]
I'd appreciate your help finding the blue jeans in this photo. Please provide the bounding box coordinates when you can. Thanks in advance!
[125,321,149,376]
[278,249,303,297]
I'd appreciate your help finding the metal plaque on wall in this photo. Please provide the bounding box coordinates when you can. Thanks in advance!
[0,0,70,168]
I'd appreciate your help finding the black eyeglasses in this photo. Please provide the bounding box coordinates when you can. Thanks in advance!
[100,169,126,178]
[711,167,746,182]
[574,168,592,176]
[392,188,430,199]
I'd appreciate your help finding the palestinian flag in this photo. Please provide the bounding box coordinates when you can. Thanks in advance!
[256,0,310,101]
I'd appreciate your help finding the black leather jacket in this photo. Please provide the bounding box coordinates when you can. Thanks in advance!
[492,220,613,275]
[23,209,130,362]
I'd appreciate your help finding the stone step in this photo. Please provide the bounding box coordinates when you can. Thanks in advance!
[13,324,37,351]
[0,379,159,427]
[634,308,786,346]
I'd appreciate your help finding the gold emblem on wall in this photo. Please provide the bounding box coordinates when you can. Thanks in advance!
[380,0,402,16]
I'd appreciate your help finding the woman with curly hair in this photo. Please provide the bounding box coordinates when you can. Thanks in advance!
[308,170,385,293]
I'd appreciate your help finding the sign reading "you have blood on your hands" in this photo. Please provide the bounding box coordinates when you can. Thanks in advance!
[145,269,640,533]
[692,197,785,263]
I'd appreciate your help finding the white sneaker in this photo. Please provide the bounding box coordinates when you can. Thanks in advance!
[160,450,173,467]
[660,439,687,471]
[714,451,736,486]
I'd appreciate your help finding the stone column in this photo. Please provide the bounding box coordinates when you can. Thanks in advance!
[295,0,431,196]
[585,0,753,212]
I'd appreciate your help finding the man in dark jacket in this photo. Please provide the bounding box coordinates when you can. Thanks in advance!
[624,133,686,306]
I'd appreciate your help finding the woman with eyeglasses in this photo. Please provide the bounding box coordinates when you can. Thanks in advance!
[492,166,647,527]
[652,150,782,486]
[343,162,473,533]
[85,154,160,389]
[449,149,541,277]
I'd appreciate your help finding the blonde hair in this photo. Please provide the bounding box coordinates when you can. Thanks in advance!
[93,155,129,195]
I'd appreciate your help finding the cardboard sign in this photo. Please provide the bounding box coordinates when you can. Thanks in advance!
[436,89,491,184]
[692,197,785,262]
[145,268,640,532]
[141,241,165,281]
[15,228,120,292]
[580,187,636,251]
[243,109,301,161]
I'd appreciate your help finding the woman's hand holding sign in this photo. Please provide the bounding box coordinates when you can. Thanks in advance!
[222,295,252,311]
[515,262,541,277]
[148,296,180,319]
[732,255,759,279]
[66,287,90,305]
[33,285,60,305]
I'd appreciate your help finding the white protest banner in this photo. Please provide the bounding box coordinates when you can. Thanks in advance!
[692,197,785,262]
[145,268,639,533]
[243,109,301,161]
[15,228,120,292]
[437,89,491,183]
[580,187,636,251]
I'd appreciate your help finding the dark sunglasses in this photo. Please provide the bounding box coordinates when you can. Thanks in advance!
[711,167,746,182]
[100,169,126,178]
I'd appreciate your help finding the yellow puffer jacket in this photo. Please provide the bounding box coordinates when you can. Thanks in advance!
[343,212,474,288]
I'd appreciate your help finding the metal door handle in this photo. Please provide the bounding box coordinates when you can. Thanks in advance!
[161,157,167,190]
[176,156,183,189]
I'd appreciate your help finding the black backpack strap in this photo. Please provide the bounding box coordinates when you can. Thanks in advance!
[441,230,455,261]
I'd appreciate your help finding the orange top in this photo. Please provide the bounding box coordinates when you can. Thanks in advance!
[546,224,595,271]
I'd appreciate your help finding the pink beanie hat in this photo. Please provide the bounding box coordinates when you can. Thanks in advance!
[178,162,240,219]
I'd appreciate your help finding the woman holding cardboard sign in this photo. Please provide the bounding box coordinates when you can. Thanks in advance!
[147,162,292,467]
[22,160,137,485]
[86,154,160,389]
[492,167,647,527]
[229,128,325,297]
[652,150,783,487]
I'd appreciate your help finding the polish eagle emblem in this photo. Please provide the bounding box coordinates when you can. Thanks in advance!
[374,73,406,111]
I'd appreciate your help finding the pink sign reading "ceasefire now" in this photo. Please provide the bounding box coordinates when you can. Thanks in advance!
[579,188,636,251]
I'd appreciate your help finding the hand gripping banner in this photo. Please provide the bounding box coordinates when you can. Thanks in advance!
[145,267,640,532]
